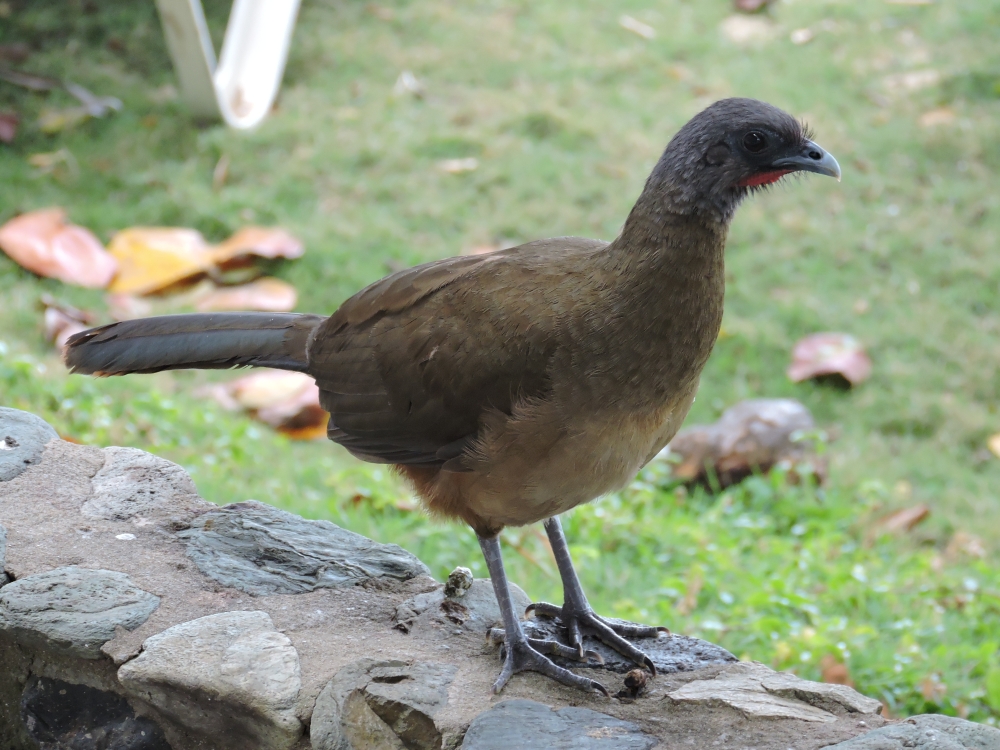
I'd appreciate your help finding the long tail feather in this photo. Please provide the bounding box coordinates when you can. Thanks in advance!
[64,312,324,376]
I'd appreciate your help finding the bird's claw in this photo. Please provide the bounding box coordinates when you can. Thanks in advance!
[491,636,609,696]
[525,601,668,676]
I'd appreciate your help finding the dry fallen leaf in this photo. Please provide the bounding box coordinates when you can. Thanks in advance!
[787,332,872,386]
[820,655,854,687]
[195,277,298,312]
[876,504,931,535]
[720,15,774,44]
[0,208,117,288]
[439,157,479,174]
[107,226,304,296]
[107,227,216,295]
[211,226,304,269]
[918,107,956,127]
[200,370,328,440]
[37,106,90,134]
[619,15,656,40]
[920,676,946,703]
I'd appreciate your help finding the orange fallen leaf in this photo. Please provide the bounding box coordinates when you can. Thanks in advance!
[199,370,327,440]
[211,226,304,269]
[107,227,215,295]
[788,332,872,386]
[195,277,298,312]
[0,208,117,288]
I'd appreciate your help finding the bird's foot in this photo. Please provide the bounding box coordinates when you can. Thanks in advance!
[486,630,609,696]
[525,601,669,675]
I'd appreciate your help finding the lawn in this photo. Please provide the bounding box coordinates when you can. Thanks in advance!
[2,0,1000,723]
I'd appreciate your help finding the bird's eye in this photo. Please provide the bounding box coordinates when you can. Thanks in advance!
[742,131,768,153]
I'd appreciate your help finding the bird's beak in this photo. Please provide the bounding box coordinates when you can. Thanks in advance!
[770,140,842,182]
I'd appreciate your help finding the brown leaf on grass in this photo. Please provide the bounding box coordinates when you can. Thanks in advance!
[788,332,872,386]
[875,504,931,535]
[211,226,304,269]
[820,655,854,687]
[0,111,17,143]
[0,208,117,288]
[200,370,327,440]
[107,227,215,295]
[667,399,826,489]
[195,277,297,312]
[720,15,774,44]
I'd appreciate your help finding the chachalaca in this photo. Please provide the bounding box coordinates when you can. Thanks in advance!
[65,98,840,696]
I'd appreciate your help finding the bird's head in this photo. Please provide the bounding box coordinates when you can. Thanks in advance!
[648,98,841,223]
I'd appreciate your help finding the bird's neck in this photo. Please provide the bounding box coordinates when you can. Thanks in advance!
[600,191,729,406]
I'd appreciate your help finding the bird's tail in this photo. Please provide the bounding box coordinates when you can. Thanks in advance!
[64,312,325,376]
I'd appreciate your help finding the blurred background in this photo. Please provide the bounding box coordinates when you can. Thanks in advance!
[1,0,999,724]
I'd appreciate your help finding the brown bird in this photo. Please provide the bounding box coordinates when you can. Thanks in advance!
[65,98,840,696]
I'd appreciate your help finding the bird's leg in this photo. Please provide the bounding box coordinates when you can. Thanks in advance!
[478,533,608,696]
[527,516,669,674]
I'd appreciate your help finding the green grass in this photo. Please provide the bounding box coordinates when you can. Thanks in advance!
[2,0,1000,724]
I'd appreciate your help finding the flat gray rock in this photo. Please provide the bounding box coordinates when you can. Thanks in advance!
[177,500,430,595]
[829,714,1000,749]
[666,662,882,723]
[0,566,159,659]
[461,699,657,750]
[0,408,59,482]
[312,659,457,750]
[118,610,302,750]
[84,446,210,522]
[522,614,737,674]
[395,578,532,635]
[0,524,7,587]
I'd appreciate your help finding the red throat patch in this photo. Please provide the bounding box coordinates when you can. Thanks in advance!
[738,169,793,187]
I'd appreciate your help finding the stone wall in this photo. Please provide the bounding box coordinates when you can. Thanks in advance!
[1,407,997,750]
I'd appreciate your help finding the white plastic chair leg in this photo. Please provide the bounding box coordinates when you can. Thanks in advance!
[154,0,301,129]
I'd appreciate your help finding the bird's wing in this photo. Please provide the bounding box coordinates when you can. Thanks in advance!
[307,237,608,468]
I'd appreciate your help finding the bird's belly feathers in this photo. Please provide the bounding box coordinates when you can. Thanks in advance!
[455,381,699,530]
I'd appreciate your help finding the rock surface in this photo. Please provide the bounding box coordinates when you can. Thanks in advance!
[118,610,303,750]
[666,661,882,723]
[21,675,170,750]
[461,699,657,750]
[0,406,59,482]
[85,446,210,522]
[827,714,1000,749]
[667,398,825,488]
[0,406,995,750]
[395,577,532,635]
[523,613,737,674]
[312,659,458,750]
[0,566,159,659]
[177,500,431,595]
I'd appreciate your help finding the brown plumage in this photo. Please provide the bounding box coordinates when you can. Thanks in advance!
[66,98,840,695]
